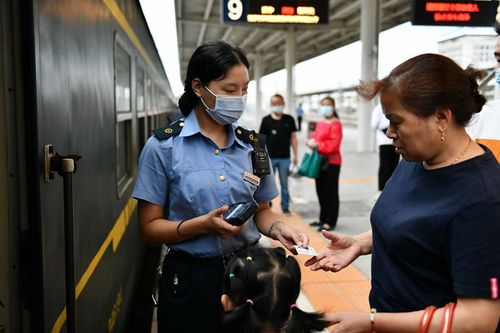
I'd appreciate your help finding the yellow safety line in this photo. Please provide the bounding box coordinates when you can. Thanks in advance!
[102,0,158,76]
[51,198,137,333]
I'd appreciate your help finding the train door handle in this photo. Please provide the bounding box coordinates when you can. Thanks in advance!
[43,144,81,182]
[42,144,81,333]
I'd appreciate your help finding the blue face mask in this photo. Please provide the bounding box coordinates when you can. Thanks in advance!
[200,86,246,125]
[319,105,334,117]
[271,105,285,114]
[495,69,500,89]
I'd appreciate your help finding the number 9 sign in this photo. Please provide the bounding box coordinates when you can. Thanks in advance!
[223,0,246,23]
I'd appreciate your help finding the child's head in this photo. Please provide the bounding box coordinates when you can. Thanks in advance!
[222,247,329,333]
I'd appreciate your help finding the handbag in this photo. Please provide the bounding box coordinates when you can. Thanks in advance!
[298,148,324,178]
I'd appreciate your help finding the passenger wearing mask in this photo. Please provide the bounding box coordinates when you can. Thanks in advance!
[307,97,342,231]
[132,41,308,332]
[259,94,298,215]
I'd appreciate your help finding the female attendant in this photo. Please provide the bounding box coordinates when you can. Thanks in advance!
[133,41,308,332]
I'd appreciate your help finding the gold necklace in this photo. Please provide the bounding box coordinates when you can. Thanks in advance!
[451,137,472,165]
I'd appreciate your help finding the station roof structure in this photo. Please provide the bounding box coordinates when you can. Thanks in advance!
[175,0,412,79]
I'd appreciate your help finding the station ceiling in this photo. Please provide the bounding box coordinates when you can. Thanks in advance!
[175,0,412,80]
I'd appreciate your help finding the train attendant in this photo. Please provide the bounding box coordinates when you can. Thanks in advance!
[305,54,500,333]
[132,40,309,333]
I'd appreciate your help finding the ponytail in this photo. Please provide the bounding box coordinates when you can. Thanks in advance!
[178,90,198,116]
[286,305,329,333]
[223,247,330,333]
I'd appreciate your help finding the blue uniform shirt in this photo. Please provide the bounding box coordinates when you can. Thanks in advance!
[133,111,279,257]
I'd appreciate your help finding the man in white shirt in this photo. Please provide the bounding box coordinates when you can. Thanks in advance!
[371,104,400,190]
[468,23,500,161]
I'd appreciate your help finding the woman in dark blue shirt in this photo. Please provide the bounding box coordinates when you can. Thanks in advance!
[306,53,500,333]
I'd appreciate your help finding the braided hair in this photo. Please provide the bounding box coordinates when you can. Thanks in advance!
[222,247,329,333]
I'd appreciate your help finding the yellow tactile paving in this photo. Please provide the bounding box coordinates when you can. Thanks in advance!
[268,200,371,314]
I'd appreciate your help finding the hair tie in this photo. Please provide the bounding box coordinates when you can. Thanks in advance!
[290,304,297,309]
[246,299,254,306]
[246,256,253,262]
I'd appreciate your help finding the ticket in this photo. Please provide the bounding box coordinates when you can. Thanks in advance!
[294,245,317,256]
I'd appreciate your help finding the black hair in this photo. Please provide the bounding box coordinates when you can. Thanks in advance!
[271,94,285,103]
[495,21,500,35]
[222,247,329,333]
[178,40,250,116]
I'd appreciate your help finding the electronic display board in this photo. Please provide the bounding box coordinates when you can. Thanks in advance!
[222,0,329,25]
[412,0,499,26]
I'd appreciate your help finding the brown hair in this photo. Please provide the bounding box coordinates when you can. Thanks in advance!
[356,53,486,126]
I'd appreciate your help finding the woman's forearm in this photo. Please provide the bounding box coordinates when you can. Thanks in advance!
[353,230,373,255]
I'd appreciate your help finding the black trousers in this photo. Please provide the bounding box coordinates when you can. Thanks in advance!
[315,163,341,228]
[297,116,302,131]
[378,145,400,191]
[157,250,225,333]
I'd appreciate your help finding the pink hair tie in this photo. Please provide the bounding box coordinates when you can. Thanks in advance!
[246,299,254,306]
[290,304,297,309]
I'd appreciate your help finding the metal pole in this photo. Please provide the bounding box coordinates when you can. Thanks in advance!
[285,25,296,115]
[62,158,76,333]
[358,0,380,152]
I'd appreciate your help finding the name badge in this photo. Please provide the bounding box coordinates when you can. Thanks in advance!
[243,171,260,187]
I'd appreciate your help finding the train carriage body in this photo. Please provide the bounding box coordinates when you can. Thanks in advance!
[0,0,175,331]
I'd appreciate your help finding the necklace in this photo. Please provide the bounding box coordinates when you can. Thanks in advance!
[451,137,472,165]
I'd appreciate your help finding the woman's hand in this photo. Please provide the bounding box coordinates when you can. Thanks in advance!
[202,205,245,239]
[268,221,309,253]
[304,230,362,272]
[306,138,318,149]
[324,311,370,333]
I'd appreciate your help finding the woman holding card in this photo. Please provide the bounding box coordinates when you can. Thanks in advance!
[132,40,309,332]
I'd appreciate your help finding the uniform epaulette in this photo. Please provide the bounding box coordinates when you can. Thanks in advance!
[235,126,266,147]
[152,119,185,140]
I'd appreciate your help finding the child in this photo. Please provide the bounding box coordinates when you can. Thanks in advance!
[222,247,329,333]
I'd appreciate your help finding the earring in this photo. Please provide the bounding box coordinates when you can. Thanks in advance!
[440,129,445,142]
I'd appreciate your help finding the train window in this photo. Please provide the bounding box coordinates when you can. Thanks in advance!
[152,84,158,111]
[114,40,133,197]
[115,44,131,112]
[138,117,146,155]
[136,65,145,112]
[146,76,152,111]
[116,120,132,192]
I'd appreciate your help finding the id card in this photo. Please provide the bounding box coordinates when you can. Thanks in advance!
[294,245,317,256]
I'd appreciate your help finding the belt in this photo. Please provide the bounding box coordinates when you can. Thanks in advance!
[167,249,236,266]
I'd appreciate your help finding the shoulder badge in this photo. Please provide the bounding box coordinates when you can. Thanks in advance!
[152,119,185,140]
[235,126,266,147]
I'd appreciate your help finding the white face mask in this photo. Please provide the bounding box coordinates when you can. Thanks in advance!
[200,86,246,125]
[270,105,284,114]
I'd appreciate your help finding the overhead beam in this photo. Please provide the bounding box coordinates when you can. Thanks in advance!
[197,0,214,46]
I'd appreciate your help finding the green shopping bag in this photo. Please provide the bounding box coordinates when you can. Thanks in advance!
[298,148,324,178]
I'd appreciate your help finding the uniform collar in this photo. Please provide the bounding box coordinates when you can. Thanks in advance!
[179,110,245,148]
[178,110,201,137]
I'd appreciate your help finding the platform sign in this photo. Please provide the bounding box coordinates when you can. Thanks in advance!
[222,0,329,25]
[412,0,500,26]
